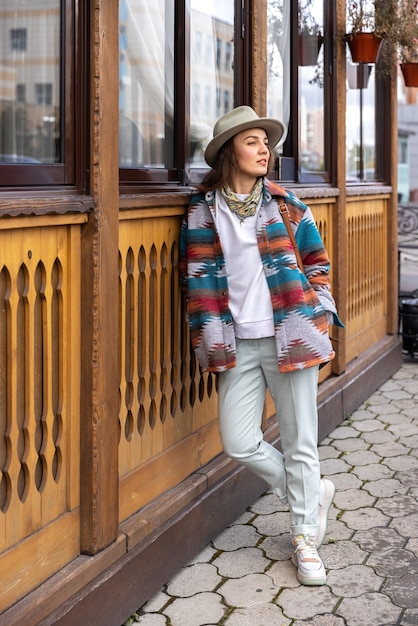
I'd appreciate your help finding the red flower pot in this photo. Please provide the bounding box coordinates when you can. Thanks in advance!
[347,33,382,64]
[401,63,418,87]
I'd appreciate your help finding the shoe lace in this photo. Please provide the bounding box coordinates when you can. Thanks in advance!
[293,535,320,562]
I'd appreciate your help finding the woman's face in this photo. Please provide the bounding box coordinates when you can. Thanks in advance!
[232,128,270,182]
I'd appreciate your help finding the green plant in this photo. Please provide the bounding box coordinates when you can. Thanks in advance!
[346,0,375,34]
[395,0,418,62]
[298,0,322,35]
[375,0,397,38]
[346,0,394,37]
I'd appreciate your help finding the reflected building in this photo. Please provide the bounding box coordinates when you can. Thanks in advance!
[0,1,60,163]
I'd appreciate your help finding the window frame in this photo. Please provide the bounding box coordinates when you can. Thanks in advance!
[10,28,27,52]
[119,0,248,192]
[0,0,81,190]
[270,0,332,185]
[117,0,391,193]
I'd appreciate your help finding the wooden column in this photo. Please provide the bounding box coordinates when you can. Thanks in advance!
[387,65,400,335]
[80,0,120,554]
[252,0,267,114]
[332,0,347,374]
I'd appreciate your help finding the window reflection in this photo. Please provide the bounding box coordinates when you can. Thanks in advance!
[346,60,376,182]
[267,0,289,146]
[298,0,325,180]
[119,0,174,168]
[0,1,61,164]
[190,0,234,166]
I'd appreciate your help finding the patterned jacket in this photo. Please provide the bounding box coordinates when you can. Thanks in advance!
[180,178,343,373]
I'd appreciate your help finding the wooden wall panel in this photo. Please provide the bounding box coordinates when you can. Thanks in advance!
[118,211,220,521]
[117,198,337,520]
[0,218,84,611]
[345,196,389,363]
[303,198,336,381]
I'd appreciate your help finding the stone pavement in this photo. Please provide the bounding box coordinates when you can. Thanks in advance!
[125,358,418,626]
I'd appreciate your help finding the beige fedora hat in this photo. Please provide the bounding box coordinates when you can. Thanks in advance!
[204,105,285,168]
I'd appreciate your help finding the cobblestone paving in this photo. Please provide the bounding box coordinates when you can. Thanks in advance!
[125,360,418,626]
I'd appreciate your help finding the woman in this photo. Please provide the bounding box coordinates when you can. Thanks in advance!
[180,106,343,586]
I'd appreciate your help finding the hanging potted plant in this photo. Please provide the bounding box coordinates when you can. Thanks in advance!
[298,1,323,66]
[345,1,392,63]
[396,0,418,86]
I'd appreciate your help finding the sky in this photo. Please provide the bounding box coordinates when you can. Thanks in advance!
[191,0,234,23]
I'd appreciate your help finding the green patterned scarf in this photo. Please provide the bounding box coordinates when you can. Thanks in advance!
[221,178,263,221]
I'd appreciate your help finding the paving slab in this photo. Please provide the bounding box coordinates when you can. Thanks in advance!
[124,360,418,626]
[224,602,291,625]
[164,592,225,626]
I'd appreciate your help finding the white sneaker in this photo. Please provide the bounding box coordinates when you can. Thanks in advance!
[316,478,335,548]
[291,535,326,586]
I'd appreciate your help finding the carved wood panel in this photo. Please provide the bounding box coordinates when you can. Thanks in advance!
[0,219,82,610]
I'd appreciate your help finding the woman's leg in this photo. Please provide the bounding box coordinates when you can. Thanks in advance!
[257,338,327,586]
[261,340,320,537]
[218,338,288,503]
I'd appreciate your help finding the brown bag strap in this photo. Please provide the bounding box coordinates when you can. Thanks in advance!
[278,201,304,273]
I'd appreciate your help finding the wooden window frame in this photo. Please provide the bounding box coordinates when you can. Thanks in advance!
[117,0,391,193]
[0,0,86,192]
[119,0,249,193]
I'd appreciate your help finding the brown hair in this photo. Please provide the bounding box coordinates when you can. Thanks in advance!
[198,137,275,192]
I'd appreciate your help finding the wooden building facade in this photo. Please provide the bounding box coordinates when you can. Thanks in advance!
[0,1,402,624]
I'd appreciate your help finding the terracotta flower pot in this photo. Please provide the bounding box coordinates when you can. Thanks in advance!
[347,32,382,64]
[401,63,418,87]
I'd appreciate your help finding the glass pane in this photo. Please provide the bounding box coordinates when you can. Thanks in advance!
[0,0,61,164]
[267,0,289,151]
[119,0,174,168]
[190,0,234,167]
[299,0,325,180]
[346,59,376,182]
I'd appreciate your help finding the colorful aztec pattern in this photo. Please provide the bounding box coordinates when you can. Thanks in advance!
[180,178,342,373]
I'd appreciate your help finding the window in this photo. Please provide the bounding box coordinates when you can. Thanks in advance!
[35,83,53,106]
[223,90,230,113]
[116,1,247,187]
[189,0,234,168]
[266,0,294,180]
[266,0,330,183]
[115,0,389,190]
[118,0,175,172]
[346,62,376,182]
[225,41,232,71]
[216,38,222,70]
[298,0,326,182]
[10,28,27,51]
[118,0,239,186]
[0,1,78,186]
[195,31,202,63]
[267,0,289,139]
[398,139,408,165]
[16,84,26,103]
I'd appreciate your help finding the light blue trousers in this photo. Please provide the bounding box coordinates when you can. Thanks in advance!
[218,337,320,537]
